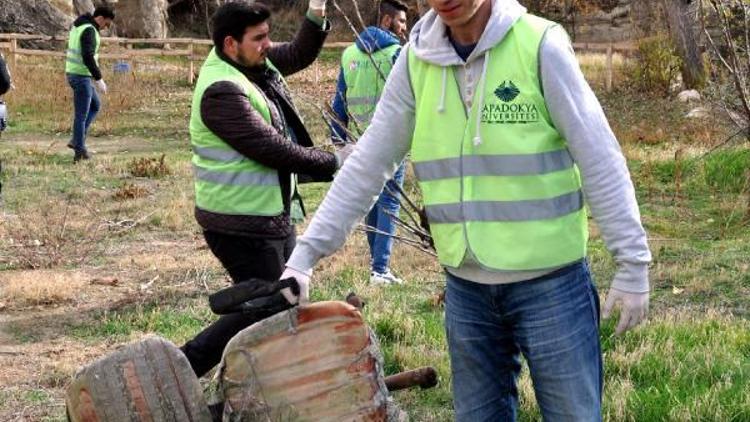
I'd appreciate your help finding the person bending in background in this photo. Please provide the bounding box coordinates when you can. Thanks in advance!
[180,0,352,379]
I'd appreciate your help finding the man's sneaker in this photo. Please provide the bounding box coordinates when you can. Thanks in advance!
[370,270,404,285]
[66,141,75,150]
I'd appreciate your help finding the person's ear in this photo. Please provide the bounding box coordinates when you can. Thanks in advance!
[223,36,237,55]
[382,15,393,29]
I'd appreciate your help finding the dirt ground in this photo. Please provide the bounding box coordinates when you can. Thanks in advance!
[0,131,229,421]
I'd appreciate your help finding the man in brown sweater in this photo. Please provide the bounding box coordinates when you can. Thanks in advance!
[182,0,351,377]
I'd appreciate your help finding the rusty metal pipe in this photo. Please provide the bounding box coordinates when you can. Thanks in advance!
[384,367,438,392]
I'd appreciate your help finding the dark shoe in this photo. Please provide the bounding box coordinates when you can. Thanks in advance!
[73,150,90,163]
[66,141,75,150]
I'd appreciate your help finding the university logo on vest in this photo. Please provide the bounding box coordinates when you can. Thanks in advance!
[481,80,540,124]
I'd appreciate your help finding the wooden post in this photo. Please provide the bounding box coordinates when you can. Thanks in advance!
[606,44,613,93]
[188,41,195,85]
[9,38,17,71]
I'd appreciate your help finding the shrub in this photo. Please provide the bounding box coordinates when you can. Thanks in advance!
[628,35,682,96]
[113,183,150,200]
[127,154,171,178]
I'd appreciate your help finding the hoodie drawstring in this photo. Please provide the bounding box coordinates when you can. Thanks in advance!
[437,67,447,113]
[473,49,490,147]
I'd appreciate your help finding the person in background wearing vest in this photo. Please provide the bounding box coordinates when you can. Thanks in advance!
[280,0,652,420]
[330,0,409,285]
[65,6,115,163]
[0,53,10,96]
[0,52,10,199]
[0,51,10,133]
[180,0,353,380]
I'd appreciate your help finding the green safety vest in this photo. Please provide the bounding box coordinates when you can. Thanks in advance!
[408,14,588,271]
[65,23,100,77]
[189,48,283,216]
[341,43,400,134]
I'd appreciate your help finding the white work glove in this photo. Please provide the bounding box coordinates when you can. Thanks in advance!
[280,266,311,305]
[602,288,649,335]
[93,79,107,94]
[334,143,355,169]
[309,0,326,12]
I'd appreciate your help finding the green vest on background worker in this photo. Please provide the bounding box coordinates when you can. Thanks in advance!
[65,6,115,163]
[330,0,408,285]
[282,0,652,419]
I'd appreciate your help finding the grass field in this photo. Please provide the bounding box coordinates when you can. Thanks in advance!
[0,48,748,421]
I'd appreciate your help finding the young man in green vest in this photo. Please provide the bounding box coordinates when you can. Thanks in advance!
[280,0,652,419]
[330,0,409,285]
[65,6,114,162]
[180,0,352,379]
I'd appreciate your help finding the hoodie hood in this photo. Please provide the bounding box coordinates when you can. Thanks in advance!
[408,0,527,147]
[409,0,526,66]
[355,26,401,53]
[73,13,99,30]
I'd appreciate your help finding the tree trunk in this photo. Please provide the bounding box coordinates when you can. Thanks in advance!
[662,0,705,89]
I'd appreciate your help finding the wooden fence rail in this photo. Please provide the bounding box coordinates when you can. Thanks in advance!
[0,32,635,90]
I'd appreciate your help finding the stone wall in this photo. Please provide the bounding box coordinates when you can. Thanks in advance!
[0,0,169,39]
[113,0,169,39]
[0,0,72,36]
[550,0,668,43]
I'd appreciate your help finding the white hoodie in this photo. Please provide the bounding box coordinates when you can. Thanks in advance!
[288,0,652,293]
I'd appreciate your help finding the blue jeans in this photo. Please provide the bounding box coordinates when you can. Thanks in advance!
[365,163,405,274]
[66,74,100,153]
[445,261,602,421]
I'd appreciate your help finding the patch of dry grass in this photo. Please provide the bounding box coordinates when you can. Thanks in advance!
[127,154,172,178]
[577,51,631,91]
[0,199,107,270]
[0,270,86,307]
[3,54,189,136]
[113,183,150,200]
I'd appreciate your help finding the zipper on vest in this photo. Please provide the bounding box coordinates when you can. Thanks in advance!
[455,64,474,262]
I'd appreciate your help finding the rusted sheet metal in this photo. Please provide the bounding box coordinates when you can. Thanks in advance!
[219,301,394,421]
[66,335,212,422]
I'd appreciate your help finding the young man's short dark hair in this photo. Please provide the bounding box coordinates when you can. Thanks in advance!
[93,6,116,20]
[211,2,271,50]
[380,0,408,18]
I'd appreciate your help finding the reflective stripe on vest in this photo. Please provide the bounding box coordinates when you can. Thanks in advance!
[413,149,574,180]
[346,95,379,107]
[189,48,284,216]
[193,166,280,187]
[65,24,99,76]
[408,14,588,271]
[341,43,400,134]
[192,146,247,163]
[425,191,584,224]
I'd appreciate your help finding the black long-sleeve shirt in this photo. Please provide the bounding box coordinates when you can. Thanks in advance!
[0,55,10,95]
